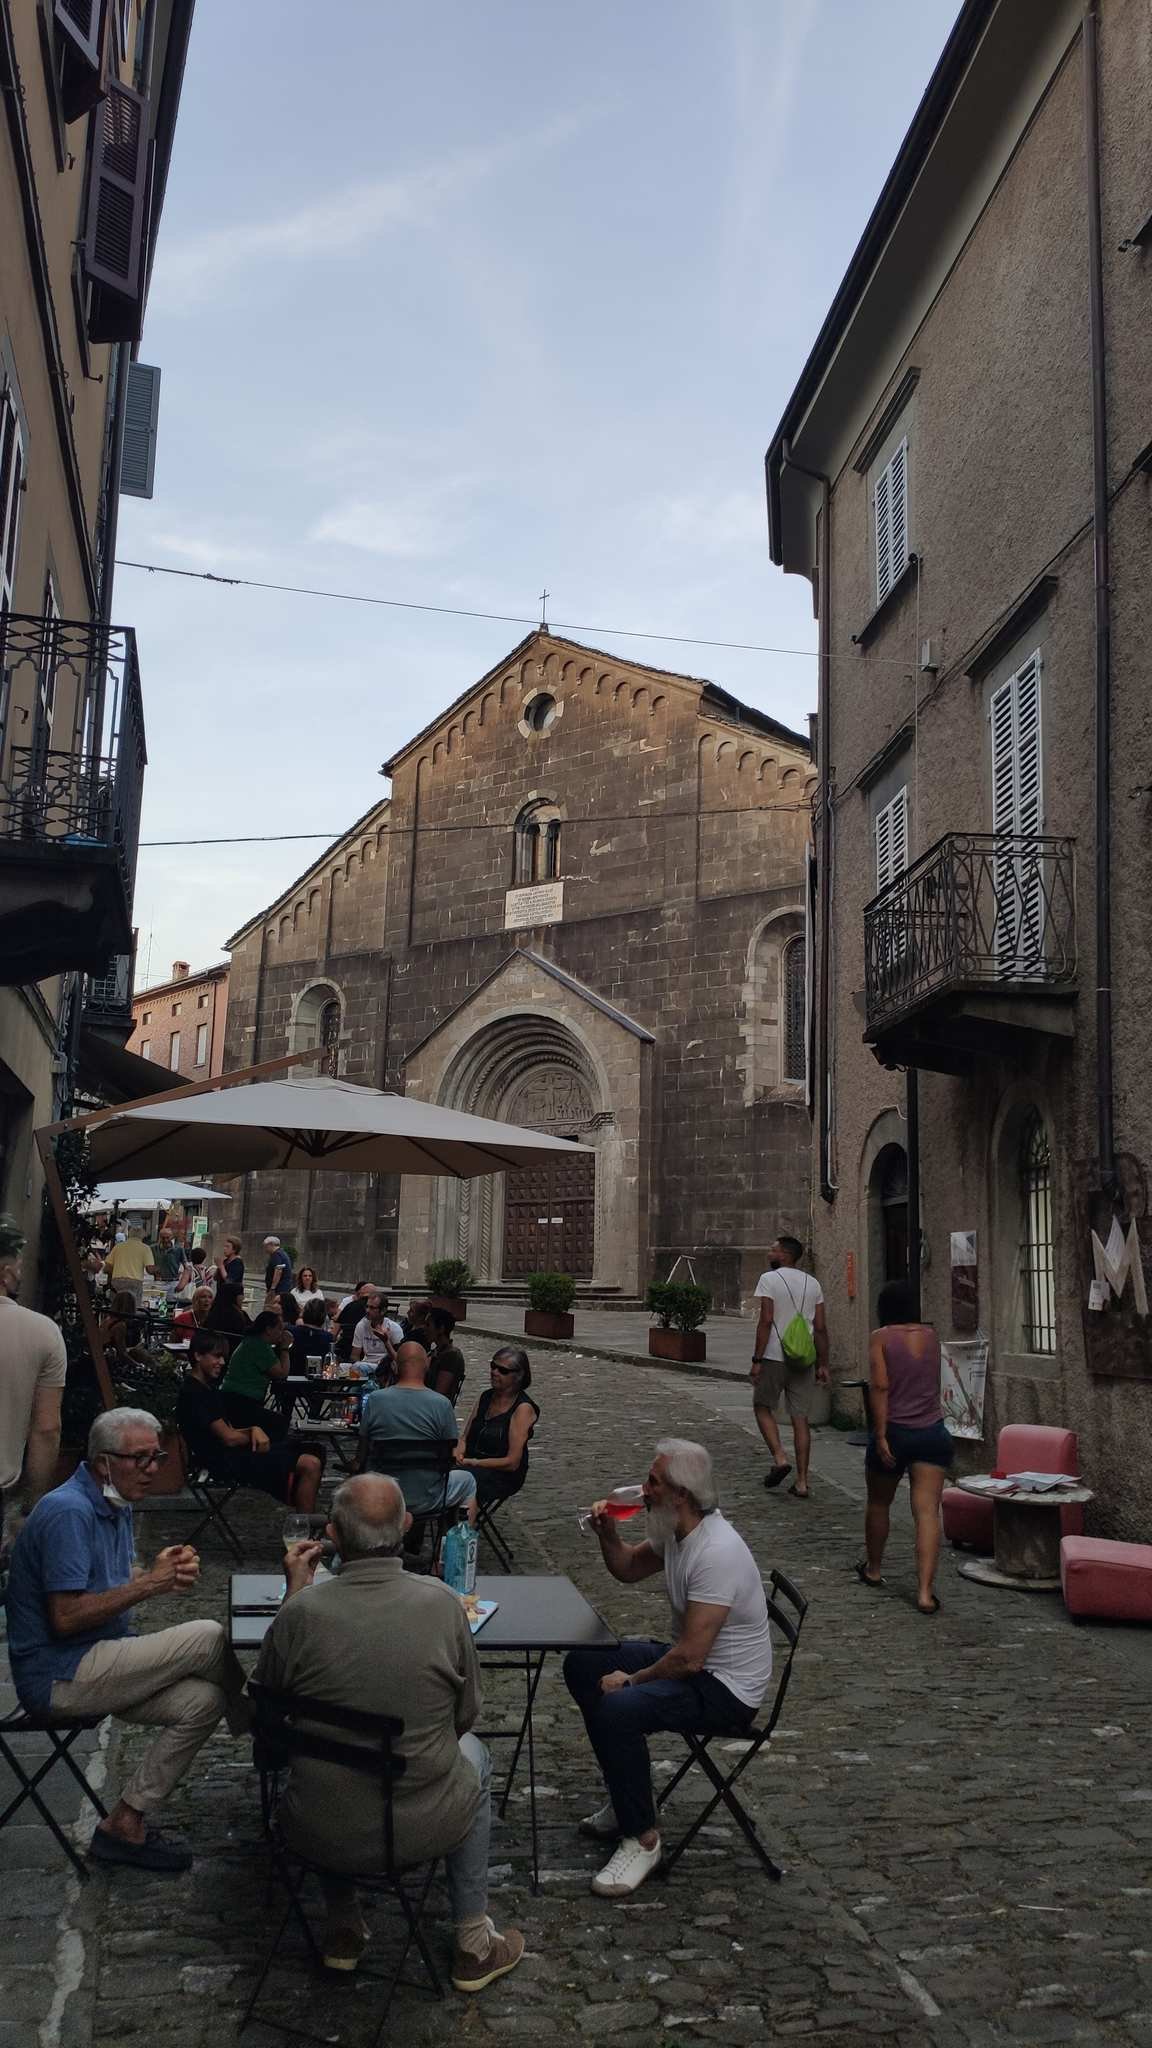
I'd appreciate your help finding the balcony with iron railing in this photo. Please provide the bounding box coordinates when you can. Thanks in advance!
[863,832,1077,1071]
[0,614,146,986]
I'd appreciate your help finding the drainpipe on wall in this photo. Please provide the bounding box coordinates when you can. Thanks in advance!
[1082,2,1116,1197]
[780,441,835,1202]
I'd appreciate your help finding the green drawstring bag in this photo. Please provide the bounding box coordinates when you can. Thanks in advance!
[778,1273,817,1366]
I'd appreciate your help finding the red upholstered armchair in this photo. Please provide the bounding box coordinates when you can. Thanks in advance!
[942,1423,1085,1552]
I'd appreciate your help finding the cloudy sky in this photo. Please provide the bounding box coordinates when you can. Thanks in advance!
[120,0,958,991]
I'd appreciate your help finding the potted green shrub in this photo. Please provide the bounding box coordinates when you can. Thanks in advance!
[524,1271,576,1339]
[646,1281,712,1363]
[425,1257,474,1322]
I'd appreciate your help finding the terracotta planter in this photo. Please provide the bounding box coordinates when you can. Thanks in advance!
[524,1310,575,1339]
[146,1427,188,1497]
[648,1329,707,1363]
[427,1295,467,1322]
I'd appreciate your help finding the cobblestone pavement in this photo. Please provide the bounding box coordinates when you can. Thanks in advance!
[6,1336,1152,2048]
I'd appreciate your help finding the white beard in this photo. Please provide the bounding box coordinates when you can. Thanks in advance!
[647,1505,679,1547]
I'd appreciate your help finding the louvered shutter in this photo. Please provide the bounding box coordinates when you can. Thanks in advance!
[0,391,25,615]
[875,785,908,891]
[874,437,909,606]
[990,651,1044,973]
[120,361,160,498]
[84,82,150,340]
[55,0,106,120]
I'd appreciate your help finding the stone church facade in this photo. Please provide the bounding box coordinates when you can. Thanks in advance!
[223,631,815,1308]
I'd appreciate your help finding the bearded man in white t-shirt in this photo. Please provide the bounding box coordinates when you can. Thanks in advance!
[564,1439,772,1898]
[751,1235,829,1500]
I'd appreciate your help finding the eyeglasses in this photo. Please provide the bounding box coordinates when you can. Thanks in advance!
[109,1448,165,1470]
[491,1361,521,1375]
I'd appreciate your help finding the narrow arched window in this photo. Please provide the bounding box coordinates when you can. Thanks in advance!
[513,801,561,886]
[782,936,806,1083]
[318,998,341,1078]
[1020,1111,1055,1354]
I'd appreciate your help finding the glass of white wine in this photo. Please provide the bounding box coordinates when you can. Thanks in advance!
[282,1513,310,1552]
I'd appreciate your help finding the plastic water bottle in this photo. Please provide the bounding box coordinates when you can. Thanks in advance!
[442,1515,478,1595]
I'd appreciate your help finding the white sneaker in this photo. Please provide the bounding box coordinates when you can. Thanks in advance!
[591,1834,663,1896]
[578,1801,620,1841]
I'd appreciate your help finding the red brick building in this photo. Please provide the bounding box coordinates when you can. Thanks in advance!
[128,960,229,1082]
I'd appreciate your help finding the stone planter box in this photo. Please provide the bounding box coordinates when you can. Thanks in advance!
[524,1310,575,1339]
[648,1329,707,1363]
[427,1295,467,1322]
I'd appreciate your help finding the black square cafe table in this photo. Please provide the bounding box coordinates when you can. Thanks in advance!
[229,1570,618,1892]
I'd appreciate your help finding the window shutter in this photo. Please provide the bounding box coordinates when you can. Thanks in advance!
[119,361,160,498]
[0,390,25,615]
[990,653,1044,836]
[874,436,909,606]
[874,785,909,892]
[84,81,150,341]
[55,0,106,120]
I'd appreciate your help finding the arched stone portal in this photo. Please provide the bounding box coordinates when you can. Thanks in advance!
[396,949,653,1295]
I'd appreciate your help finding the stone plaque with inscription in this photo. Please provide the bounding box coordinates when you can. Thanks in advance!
[504,880,564,929]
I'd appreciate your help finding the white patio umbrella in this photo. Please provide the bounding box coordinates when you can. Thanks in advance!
[81,1074,591,1180]
[83,1179,233,1212]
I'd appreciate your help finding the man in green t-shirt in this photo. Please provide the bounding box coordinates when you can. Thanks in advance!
[221,1310,292,1433]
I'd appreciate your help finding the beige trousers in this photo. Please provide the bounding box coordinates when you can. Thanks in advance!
[49,1618,248,1814]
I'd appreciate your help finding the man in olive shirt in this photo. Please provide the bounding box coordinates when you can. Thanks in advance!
[254,1474,524,1990]
[220,1310,292,1433]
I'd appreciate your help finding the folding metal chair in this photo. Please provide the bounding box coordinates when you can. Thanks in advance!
[475,1490,517,1572]
[655,1567,808,1880]
[241,1681,443,2045]
[364,1439,457,1572]
[183,1453,245,1561]
[0,1706,108,1879]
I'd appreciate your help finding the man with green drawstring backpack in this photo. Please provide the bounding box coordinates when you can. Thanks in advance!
[750,1236,828,1500]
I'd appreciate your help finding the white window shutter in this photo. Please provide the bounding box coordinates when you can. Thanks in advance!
[1013,651,1043,836]
[990,677,1017,834]
[873,436,909,606]
[874,464,892,604]
[875,785,909,892]
[120,362,161,499]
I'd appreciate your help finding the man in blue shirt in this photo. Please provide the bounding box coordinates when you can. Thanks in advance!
[358,1342,477,1520]
[262,1235,293,1304]
[6,1406,249,1872]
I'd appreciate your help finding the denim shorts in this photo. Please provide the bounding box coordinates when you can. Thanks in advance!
[865,1419,954,1476]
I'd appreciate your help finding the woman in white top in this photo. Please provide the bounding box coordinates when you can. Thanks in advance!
[290,1266,325,1315]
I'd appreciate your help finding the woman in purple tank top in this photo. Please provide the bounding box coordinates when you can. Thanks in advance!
[855,1280,953,1614]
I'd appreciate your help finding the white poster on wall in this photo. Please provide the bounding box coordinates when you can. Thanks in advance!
[940,1337,989,1440]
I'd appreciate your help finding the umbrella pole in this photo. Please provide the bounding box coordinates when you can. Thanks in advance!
[36,1130,116,1411]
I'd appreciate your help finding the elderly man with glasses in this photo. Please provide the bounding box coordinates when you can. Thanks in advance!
[5,1406,249,1872]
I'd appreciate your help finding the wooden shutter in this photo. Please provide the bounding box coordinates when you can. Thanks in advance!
[0,389,25,615]
[875,785,909,891]
[55,0,107,119]
[120,361,160,498]
[84,81,150,339]
[874,436,909,605]
[990,651,1044,971]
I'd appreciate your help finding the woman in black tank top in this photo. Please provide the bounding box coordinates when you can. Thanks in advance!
[459,1347,539,1506]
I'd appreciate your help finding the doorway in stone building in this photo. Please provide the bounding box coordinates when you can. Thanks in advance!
[502,1144,595,1277]
[869,1141,909,1315]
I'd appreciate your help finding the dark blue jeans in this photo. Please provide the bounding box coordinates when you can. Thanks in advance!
[563,1638,756,1839]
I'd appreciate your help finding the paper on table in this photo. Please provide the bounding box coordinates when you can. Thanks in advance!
[1004,1471,1080,1492]
[467,1599,498,1635]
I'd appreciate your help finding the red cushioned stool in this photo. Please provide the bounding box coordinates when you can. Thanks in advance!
[942,1423,1084,1552]
[1060,1536,1152,1622]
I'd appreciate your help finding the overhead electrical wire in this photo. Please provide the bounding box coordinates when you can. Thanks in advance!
[139,802,814,848]
[114,557,820,661]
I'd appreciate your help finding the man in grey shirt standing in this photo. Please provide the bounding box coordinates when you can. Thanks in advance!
[357,1342,477,1521]
[0,1216,66,1552]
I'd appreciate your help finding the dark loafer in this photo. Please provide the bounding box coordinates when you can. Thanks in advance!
[89,1828,193,1872]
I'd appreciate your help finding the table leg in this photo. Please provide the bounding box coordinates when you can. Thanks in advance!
[958,1501,1063,1591]
[496,1651,546,1893]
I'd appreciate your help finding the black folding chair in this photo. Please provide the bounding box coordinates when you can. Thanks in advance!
[364,1439,457,1571]
[655,1567,808,1880]
[475,1490,517,1572]
[0,1706,108,1879]
[183,1450,246,1562]
[241,1681,443,2044]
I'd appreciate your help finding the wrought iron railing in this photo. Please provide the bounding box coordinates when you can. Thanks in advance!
[0,614,146,907]
[864,832,1076,1034]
